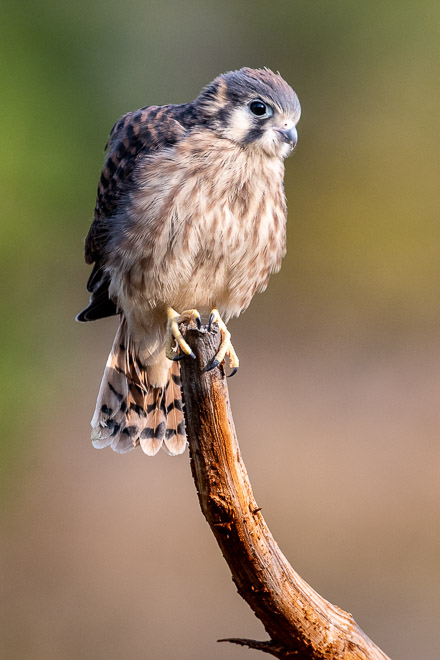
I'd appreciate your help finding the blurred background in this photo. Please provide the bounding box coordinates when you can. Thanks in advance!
[1,1,439,658]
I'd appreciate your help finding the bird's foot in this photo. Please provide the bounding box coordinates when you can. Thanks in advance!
[204,308,239,377]
[165,307,201,361]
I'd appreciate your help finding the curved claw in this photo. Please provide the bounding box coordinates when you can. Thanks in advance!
[227,367,239,378]
[166,307,201,361]
[204,308,239,375]
[202,359,220,373]
[172,349,196,361]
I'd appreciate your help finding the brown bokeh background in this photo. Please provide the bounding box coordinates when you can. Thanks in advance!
[1,2,439,658]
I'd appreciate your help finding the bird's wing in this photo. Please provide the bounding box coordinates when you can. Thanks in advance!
[78,103,190,322]
[85,104,189,268]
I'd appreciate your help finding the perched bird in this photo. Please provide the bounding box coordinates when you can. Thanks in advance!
[77,67,300,456]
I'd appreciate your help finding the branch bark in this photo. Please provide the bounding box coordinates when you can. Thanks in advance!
[179,323,392,660]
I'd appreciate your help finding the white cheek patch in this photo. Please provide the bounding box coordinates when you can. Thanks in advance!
[278,141,292,158]
[259,130,277,152]
[228,107,253,143]
[258,128,292,158]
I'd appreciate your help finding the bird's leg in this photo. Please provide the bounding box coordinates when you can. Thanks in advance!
[205,308,239,377]
[165,307,201,361]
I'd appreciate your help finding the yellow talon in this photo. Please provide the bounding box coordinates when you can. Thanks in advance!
[206,308,239,373]
[165,307,201,360]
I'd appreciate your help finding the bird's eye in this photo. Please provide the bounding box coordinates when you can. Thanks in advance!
[249,100,273,118]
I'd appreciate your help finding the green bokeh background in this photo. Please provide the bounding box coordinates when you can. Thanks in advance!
[1,2,439,659]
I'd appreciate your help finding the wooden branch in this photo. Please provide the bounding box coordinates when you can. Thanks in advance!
[179,323,392,660]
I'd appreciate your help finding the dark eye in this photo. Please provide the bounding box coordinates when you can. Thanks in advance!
[249,100,273,118]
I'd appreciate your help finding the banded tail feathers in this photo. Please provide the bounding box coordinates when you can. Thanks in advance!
[90,319,187,456]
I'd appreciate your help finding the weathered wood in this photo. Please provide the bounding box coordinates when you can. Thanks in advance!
[180,323,392,660]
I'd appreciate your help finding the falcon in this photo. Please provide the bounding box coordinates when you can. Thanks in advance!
[77,67,301,456]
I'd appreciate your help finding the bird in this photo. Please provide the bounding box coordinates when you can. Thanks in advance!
[77,67,301,456]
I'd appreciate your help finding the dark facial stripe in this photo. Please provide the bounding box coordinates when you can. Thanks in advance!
[243,127,264,144]
[214,106,232,124]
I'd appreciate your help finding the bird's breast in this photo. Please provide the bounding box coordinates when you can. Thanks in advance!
[117,134,287,316]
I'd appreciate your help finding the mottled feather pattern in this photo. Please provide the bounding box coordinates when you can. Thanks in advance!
[78,67,300,455]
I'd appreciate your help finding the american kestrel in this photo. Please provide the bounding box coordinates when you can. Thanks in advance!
[77,67,300,456]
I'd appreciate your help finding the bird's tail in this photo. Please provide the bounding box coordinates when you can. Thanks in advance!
[91,318,187,455]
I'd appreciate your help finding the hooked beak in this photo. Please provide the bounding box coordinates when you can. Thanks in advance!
[277,126,298,149]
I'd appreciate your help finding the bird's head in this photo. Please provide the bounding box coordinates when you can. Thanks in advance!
[196,67,301,159]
